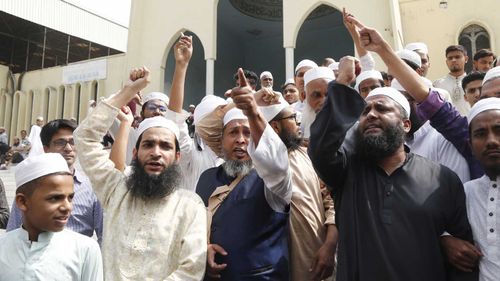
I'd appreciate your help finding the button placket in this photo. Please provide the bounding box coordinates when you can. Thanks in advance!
[486,180,499,244]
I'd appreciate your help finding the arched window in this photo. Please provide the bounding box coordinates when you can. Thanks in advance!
[459,24,490,72]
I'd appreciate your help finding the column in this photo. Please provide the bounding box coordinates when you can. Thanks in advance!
[206,59,215,95]
[285,47,294,79]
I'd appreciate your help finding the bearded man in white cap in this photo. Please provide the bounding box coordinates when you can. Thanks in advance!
[0,153,103,281]
[260,71,274,90]
[464,97,500,281]
[294,59,318,114]
[309,14,478,281]
[301,66,335,139]
[196,69,292,281]
[260,97,336,281]
[74,67,207,281]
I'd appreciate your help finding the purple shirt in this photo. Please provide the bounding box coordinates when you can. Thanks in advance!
[417,90,483,179]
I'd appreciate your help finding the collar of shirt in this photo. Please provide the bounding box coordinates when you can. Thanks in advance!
[18,226,55,244]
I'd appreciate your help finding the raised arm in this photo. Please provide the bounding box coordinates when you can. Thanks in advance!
[168,33,193,113]
[343,8,374,70]
[109,106,134,171]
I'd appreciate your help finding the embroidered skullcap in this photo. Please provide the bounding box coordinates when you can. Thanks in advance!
[260,71,273,80]
[16,153,70,187]
[223,108,248,126]
[304,67,335,88]
[483,66,500,86]
[328,62,340,71]
[135,116,180,146]
[143,92,169,105]
[295,59,318,74]
[355,70,383,92]
[397,49,422,68]
[366,87,411,116]
[467,97,500,125]
[405,42,429,54]
[259,95,290,122]
[193,95,227,125]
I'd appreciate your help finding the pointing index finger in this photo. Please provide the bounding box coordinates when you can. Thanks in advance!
[346,14,365,30]
[237,68,249,88]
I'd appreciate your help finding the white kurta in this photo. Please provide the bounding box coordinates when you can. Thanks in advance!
[0,228,103,281]
[464,175,500,281]
[433,73,469,116]
[74,101,208,281]
[406,122,470,183]
[27,124,44,158]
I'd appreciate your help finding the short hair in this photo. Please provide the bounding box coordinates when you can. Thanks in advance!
[40,119,77,146]
[233,69,259,85]
[445,45,467,57]
[473,49,495,61]
[462,71,485,91]
[16,171,72,197]
[135,133,180,153]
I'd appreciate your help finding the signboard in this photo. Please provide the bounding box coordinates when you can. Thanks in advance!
[62,59,107,84]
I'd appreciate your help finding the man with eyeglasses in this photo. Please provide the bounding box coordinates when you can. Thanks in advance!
[462,71,485,107]
[260,97,337,281]
[6,119,103,244]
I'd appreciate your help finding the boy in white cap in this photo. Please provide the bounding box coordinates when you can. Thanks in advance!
[308,14,478,281]
[0,153,103,281]
[464,97,500,280]
[74,66,207,281]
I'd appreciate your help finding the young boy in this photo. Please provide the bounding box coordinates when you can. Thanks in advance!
[0,153,103,281]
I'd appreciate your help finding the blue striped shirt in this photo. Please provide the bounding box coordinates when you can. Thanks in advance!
[6,168,103,243]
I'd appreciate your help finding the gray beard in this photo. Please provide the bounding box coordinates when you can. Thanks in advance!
[222,159,253,178]
[301,103,317,139]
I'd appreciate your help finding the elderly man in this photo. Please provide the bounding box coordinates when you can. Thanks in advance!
[260,71,273,89]
[261,98,337,281]
[196,69,292,280]
[309,15,477,281]
[7,119,103,244]
[294,59,318,114]
[434,45,470,116]
[464,98,500,280]
[74,67,207,280]
[301,66,335,139]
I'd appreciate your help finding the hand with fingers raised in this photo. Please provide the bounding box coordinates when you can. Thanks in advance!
[228,68,259,118]
[343,11,390,54]
[109,67,151,108]
[175,32,193,66]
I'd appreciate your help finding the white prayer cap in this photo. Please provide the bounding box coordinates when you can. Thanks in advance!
[366,87,411,116]
[260,71,273,79]
[135,116,180,146]
[15,153,70,188]
[143,92,170,105]
[397,49,422,68]
[295,59,318,74]
[467,97,500,125]
[405,42,429,54]
[282,78,295,88]
[355,70,383,92]
[259,95,290,122]
[223,108,248,126]
[304,67,335,88]
[391,76,432,92]
[193,95,227,125]
[483,66,500,86]
[328,62,340,71]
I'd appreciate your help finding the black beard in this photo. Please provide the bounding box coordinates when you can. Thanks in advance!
[126,160,181,200]
[355,122,405,160]
[222,159,253,178]
[279,127,302,151]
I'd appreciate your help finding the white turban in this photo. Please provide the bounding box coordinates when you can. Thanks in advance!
[366,87,411,116]
[193,95,227,125]
[259,95,290,122]
[223,108,248,126]
[15,153,70,187]
[143,92,170,105]
[355,70,383,92]
[467,97,500,125]
[483,66,500,86]
[295,59,318,74]
[405,42,429,54]
[260,71,273,80]
[304,67,335,88]
[397,49,422,68]
[135,116,180,146]
[328,62,340,71]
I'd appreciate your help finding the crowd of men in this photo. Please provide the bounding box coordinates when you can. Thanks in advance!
[1,9,500,281]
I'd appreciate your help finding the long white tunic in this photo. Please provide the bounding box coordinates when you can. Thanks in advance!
[433,73,469,116]
[464,175,500,281]
[74,101,208,281]
[0,228,103,281]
